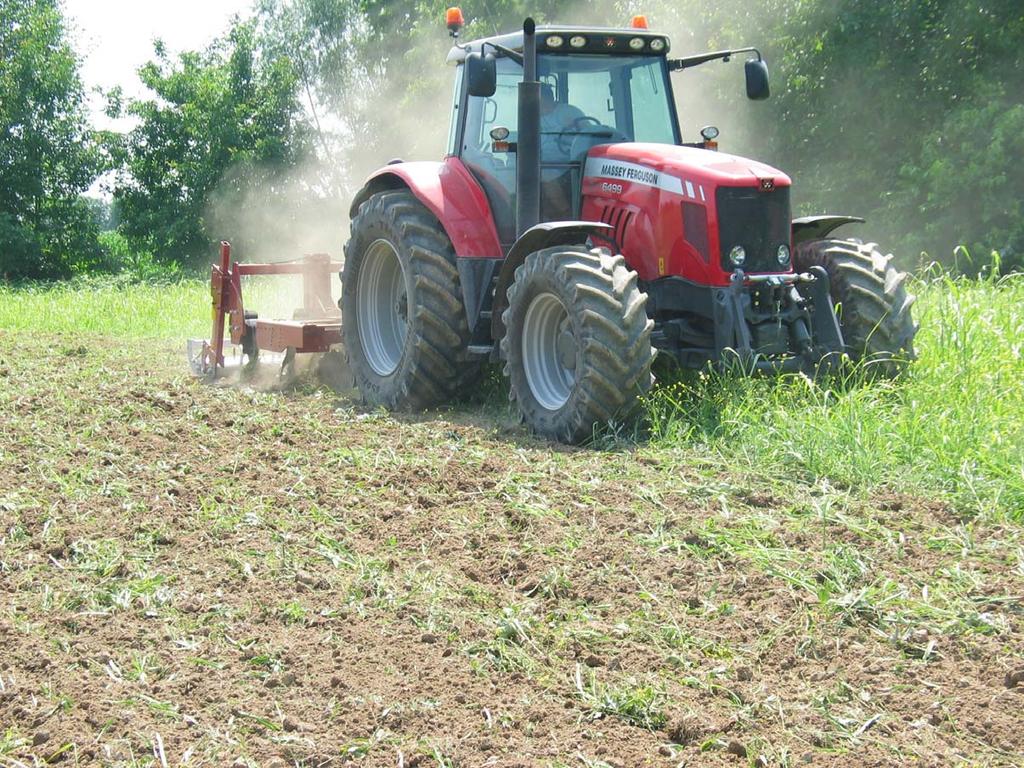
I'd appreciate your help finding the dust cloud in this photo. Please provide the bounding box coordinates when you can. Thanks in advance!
[200,16,457,322]
[204,156,344,319]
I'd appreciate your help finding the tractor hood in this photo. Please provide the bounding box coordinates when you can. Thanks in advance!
[584,143,791,194]
[579,142,794,286]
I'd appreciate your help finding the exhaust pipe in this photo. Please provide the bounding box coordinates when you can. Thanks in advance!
[516,17,541,237]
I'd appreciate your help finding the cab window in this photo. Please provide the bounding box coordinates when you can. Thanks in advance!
[446,65,464,155]
[461,57,522,246]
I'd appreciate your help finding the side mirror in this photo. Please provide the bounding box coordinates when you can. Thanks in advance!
[466,52,496,97]
[744,58,770,100]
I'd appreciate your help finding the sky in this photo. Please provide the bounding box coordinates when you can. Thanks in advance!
[65,0,256,127]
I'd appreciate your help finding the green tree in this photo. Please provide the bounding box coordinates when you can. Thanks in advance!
[757,0,1024,266]
[0,0,102,279]
[113,22,312,265]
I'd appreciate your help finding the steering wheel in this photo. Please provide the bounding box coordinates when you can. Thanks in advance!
[569,123,627,161]
[555,116,605,154]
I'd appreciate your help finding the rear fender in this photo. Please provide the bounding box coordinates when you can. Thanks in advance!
[349,158,502,259]
[792,215,864,246]
[490,221,614,344]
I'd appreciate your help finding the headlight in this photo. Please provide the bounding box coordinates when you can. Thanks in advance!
[629,37,645,50]
[729,246,746,266]
[569,35,587,48]
[776,244,791,266]
[546,35,564,48]
[649,38,666,52]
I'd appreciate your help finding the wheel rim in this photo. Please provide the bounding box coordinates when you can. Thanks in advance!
[522,292,577,411]
[357,239,408,376]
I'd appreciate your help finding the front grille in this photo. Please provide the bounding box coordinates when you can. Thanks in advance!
[716,186,791,273]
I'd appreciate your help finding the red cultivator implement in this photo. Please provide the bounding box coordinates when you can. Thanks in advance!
[188,241,344,380]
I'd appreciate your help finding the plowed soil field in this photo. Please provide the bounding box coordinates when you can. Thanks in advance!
[1,332,1022,767]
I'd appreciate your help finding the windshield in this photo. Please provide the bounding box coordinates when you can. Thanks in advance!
[538,53,678,145]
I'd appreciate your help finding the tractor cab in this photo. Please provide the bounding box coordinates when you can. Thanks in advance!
[447,26,680,248]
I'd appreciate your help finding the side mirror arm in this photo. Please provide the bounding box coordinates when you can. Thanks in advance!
[668,47,762,72]
[483,41,523,65]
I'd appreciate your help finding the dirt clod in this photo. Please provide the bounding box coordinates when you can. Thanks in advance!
[46,543,68,559]
[1004,669,1024,688]
[32,730,49,746]
[666,715,706,746]
[726,739,747,758]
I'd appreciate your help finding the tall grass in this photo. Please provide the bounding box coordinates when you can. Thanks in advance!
[0,278,211,339]
[646,268,1024,519]
[0,275,328,339]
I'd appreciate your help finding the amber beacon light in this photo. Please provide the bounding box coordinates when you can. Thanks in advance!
[446,7,465,37]
[630,14,649,29]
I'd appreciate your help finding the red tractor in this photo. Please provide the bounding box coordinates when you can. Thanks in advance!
[340,12,917,443]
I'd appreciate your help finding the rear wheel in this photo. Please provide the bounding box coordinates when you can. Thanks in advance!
[501,246,655,443]
[342,190,480,410]
[795,238,918,376]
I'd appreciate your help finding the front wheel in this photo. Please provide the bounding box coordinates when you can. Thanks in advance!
[795,238,918,376]
[501,246,654,444]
